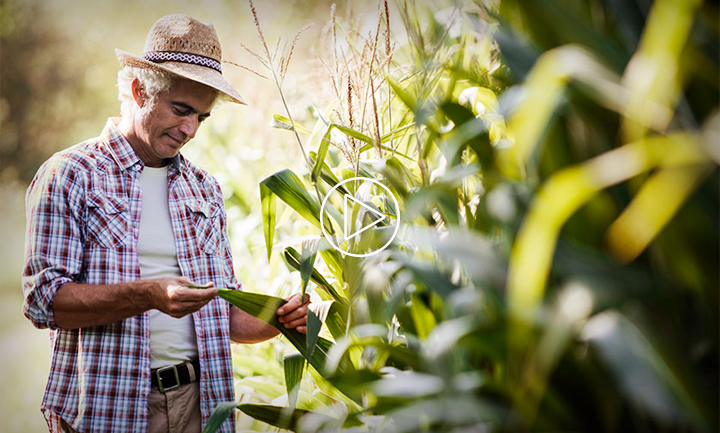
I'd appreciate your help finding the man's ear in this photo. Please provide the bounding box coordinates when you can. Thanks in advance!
[131,78,146,107]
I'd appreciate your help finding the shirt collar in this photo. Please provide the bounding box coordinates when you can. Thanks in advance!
[101,118,184,172]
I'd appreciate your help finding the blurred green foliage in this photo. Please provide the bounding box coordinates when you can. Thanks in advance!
[206,0,719,431]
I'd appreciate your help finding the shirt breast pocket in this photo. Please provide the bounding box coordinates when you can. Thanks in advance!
[185,200,221,255]
[85,192,130,248]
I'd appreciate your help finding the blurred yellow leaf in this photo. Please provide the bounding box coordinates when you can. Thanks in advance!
[622,0,703,140]
[605,164,712,263]
[508,133,709,322]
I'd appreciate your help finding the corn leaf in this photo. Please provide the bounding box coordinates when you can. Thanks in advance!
[260,183,276,261]
[312,125,332,183]
[332,123,374,145]
[202,402,237,433]
[284,246,347,303]
[583,312,710,430]
[319,247,344,285]
[217,289,334,374]
[272,113,312,134]
[306,310,322,361]
[237,403,335,432]
[441,102,494,170]
[605,165,711,262]
[324,299,349,340]
[284,353,304,410]
[300,238,319,298]
[387,77,417,113]
[261,169,323,228]
[380,122,415,143]
[204,401,333,433]
[410,293,437,340]
[359,141,414,160]
[309,150,351,199]
[508,134,708,324]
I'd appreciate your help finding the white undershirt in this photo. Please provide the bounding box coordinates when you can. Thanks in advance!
[137,165,198,369]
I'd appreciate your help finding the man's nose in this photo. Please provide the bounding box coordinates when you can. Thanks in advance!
[179,117,199,139]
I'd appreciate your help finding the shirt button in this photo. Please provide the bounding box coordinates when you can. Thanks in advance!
[132,221,138,228]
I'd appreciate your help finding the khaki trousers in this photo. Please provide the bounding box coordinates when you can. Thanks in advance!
[58,380,202,433]
[148,380,202,433]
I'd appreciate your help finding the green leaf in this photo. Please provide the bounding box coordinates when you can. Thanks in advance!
[202,402,238,433]
[358,141,414,160]
[237,403,335,432]
[261,169,323,228]
[380,122,416,143]
[272,113,312,134]
[306,309,322,361]
[324,300,350,340]
[381,156,414,196]
[410,293,437,340]
[332,123,374,145]
[300,238,319,298]
[284,353,304,410]
[319,246,344,284]
[583,312,710,430]
[494,28,540,82]
[312,125,332,183]
[387,77,417,113]
[308,150,350,197]
[404,227,506,290]
[217,289,335,375]
[259,183,276,261]
[326,368,383,403]
[284,246,347,303]
[440,102,493,169]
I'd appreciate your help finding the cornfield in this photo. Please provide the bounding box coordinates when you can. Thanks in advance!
[203,0,720,432]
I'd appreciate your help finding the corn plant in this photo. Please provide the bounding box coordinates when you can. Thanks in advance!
[207,0,718,431]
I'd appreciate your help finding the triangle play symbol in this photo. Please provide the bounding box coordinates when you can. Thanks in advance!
[343,194,386,241]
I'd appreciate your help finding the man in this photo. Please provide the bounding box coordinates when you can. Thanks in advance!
[22,14,308,433]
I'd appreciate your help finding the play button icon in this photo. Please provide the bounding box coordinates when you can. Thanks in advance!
[320,177,401,257]
[343,193,386,241]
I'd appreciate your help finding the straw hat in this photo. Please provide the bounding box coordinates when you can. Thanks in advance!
[116,14,246,105]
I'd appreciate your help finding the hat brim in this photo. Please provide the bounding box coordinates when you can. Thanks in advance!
[116,49,247,105]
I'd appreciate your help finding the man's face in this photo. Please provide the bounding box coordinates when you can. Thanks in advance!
[135,78,218,167]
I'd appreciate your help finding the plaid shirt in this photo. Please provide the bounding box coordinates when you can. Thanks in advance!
[23,119,239,433]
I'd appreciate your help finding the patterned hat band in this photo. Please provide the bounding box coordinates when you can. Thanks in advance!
[142,51,222,73]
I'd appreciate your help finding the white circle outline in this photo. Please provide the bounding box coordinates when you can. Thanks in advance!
[320,177,401,258]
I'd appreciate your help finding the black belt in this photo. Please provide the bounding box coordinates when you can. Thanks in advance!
[151,359,200,393]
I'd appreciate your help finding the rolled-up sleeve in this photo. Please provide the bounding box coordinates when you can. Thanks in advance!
[22,154,85,330]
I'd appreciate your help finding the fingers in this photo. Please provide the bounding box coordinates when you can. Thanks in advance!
[181,286,219,299]
[278,303,308,325]
[168,286,218,304]
[276,293,310,315]
[156,278,218,317]
[173,278,217,296]
[163,292,215,318]
[283,315,308,329]
[184,281,215,289]
[277,293,311,332]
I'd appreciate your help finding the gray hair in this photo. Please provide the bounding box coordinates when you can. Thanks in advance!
[117,66,175,117]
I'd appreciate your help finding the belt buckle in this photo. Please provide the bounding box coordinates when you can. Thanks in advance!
[156,364,180,393]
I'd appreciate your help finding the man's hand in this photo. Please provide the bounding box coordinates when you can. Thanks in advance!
[229,292,312,343]
[53,277,218,329]
[148,277,218,318]
[276,292,311,334]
